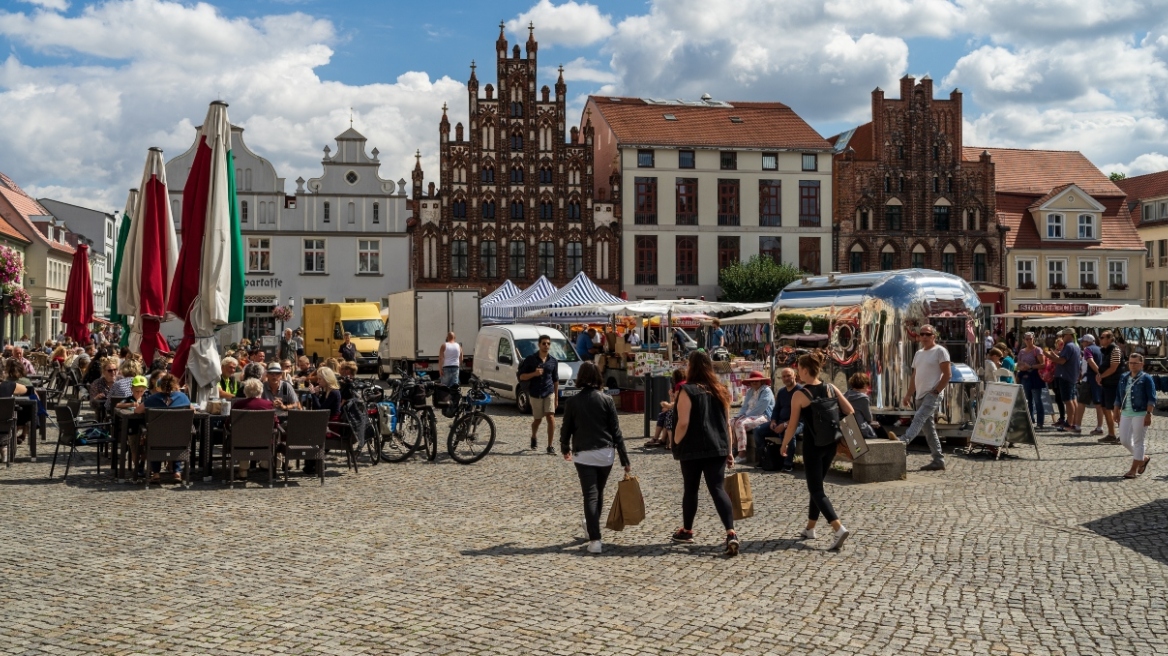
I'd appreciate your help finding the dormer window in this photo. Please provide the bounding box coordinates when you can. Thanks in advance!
[1047,213,1064,239]
[1078,214,1096,240]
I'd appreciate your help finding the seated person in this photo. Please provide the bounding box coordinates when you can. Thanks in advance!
[732,371,775,464]
[106,359,143,414]
[844,372,889,440]
[303,367,342,476]
[241,362,265,383]
[135,373,191,483]
[649,368,687,447]
[262,363,300,409]
[217,357,241,399]
[0,362,31,443]
[754,367,802,471]
[233,378,274,411]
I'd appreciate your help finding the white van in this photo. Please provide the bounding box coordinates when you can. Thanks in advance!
[473,325,583,414]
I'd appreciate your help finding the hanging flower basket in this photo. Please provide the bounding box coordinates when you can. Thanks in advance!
[272,305,293,322]
[5,287,30,315]
[0,246,24,287]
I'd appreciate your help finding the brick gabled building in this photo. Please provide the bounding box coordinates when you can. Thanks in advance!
[411,24,619,293]
[832,76,1003,300]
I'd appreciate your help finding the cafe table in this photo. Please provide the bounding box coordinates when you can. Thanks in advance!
[113,407,215,482]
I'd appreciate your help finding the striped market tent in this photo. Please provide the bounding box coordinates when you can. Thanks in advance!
[482,276,558,322]
[480,279,521,308]
[521,271,622,320]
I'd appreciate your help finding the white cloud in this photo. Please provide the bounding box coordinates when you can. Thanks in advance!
[507,0,614,48]
[19,0,69,11]
[825,0,963,38]
[551,57,615,85]
[0,0,466,212]
[1102,152,1168,177]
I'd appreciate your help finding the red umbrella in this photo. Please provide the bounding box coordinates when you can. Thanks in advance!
[61,243,94,344]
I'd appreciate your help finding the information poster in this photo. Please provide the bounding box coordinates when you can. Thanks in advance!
[971,382,1038,452]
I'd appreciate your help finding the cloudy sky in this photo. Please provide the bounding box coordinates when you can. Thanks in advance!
[2,0,1167,213]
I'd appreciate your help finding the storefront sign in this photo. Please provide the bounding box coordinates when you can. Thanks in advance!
[1016,303,1087,314]
[245,277,284,288]
[50,302,60,309]
[971,382,1038,452]
[1087,305,1125,315]
[1062,292,1101,299]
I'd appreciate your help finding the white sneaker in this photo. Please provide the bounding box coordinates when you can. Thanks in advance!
[799,528,817,540]
[829,526,850,551]
[587,540,603,554]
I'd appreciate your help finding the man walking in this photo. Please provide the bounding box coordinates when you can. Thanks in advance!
[1096,330,1123,443]
[518,334,559,454]
[901,324,951,471]
[339,332,356,362]
[1076,334,1104,435]
[438,332,462,387]
[280,328,294,362]
[1049,327,1082,433]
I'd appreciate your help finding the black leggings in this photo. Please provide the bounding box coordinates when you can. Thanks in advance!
[680,456,734,531]
[575,463,613,542]
[803,440,839,523]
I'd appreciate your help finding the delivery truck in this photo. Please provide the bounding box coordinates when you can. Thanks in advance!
[302,302,385,371]
[378,289,481,379]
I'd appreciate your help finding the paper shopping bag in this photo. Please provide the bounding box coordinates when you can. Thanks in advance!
[724,471,755,520]
[617,475,646,526]
[605,492,625,531]
[839,413,871,461]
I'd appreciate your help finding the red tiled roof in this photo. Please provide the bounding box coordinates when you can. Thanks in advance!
[588,96,831,150]
[0,171,74,253]
[965,147,1122,196]
[1115,169,1168,204]
[998,193,1142,251]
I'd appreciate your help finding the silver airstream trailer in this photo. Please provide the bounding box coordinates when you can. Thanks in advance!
[771,269,982,436]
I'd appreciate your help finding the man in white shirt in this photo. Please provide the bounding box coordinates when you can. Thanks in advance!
[901,324,951,471]
[983,330,995,354]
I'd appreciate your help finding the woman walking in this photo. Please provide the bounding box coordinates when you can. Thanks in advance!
[670,350,739,556]
[1015,332,1047,428]
[782,353,854,551]
[1115,353,1155,479]
[560,362,630,554]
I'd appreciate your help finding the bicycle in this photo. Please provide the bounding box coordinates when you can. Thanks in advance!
[442,374,496,464]
[378,368,436,462]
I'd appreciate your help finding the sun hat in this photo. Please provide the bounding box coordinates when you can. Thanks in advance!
[739,371,772,386]
[130,375,148,388]
[1079,334,1095,344]
[266,363,282,373]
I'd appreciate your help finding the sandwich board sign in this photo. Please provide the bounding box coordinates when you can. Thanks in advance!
[970,382,1040,459]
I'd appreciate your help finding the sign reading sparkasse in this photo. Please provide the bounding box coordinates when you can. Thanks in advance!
[1016,303,1088,314]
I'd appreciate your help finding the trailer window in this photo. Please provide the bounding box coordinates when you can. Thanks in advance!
[515,337,580,362]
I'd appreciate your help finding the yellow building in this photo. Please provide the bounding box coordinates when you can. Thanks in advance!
[1116,171,1168,307]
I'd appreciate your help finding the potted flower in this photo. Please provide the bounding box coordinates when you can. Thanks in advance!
[0,245,23,286]
[1082,282,1098,290]
[5,286,30,315]
[272,305,293,323]
[1050,282,1067,290]
[1110,282,1129,291]
[1018,281,1037,290]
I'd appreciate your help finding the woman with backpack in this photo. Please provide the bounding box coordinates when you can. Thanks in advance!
[670,350,739,556]
[781,352,855,551]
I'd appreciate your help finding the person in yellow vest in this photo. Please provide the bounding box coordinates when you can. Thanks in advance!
[218,356,241,399]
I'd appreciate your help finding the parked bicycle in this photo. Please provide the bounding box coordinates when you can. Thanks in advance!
[378,366,436,462]
[442,374,496,464]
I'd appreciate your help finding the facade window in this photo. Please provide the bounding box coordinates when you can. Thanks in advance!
[1079,260,1097,287]
[884,177,891,193]
[720,151,737,170]
[1147,240,1154,268]
[637,150,655,168]
[675,236,698,285]
[323,202,330,223]
[568,200,581,221]
[303,239,326,273]
[538,241,555,278]
[510,166,524,183]
[451,240,468,278]
[508,241,526,279]
[1160,239,1167,266]
[885,205,903,231]
[372,203,379,224]
[933,205,950,231]
[635,236,657,285]
[933,177,940,193]
[1047,214,1064,239]
[676,178,698,225]
[348,201,356,224]
[634,177,658,225]
[911,249,926,270]
[897,145,905,159]
[241,200,248,223]
[899,177,906,192]
[1078,214,1095,239]
[941,251,956,275]
[762,153,778,170]
[510,102,523,117]
[539,166,553,184]
[1109,260,1127,288]
[510,201,524,219]
[759,180,781,227]
[482,201,495,220]
[1017,259,1035,287]
[973,252,987,281]
[858,209,870,231]
[510,133,523,151]
[303,297,325,305]
[539,201,554,220]
[247,237,271,273]
[678,150,695,169]
[933,145,940,161]
[1048,259,1066,287]
[798,181,820,227]
[358,239,380,274]
[717,179,740,226]
[881,247,896,271]
[760,236,781,264]
[801,153,817,171]
[452,200,467,219]
[947,177,954,193]
[849,248,864,273]
[717,236,740,272]
[480,241,497,278]
[482,166,495,183]
[567,241,583,277]
[799,237,821,275]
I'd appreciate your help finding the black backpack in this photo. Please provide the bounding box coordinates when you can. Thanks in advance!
[758,439,785,471]
[806,384,842,447]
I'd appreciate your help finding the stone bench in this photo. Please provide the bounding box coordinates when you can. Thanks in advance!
[851,439,906,483]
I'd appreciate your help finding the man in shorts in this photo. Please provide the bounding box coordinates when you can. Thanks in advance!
[1096,330,1124,443]
[1075,334,1104,435]
[518,334,559,454]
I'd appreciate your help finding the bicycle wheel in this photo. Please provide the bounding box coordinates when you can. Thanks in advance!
[423,408,438,461]
[447,411,496,464]
[364,422,381,465]
[380,409,422,463]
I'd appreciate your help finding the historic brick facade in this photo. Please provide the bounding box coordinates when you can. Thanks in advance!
[410,24,620,294]
[833,76,1003,286]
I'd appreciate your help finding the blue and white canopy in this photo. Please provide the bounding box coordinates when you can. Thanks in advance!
[481,279,521,307]
[521,271,623,319]
[482,276,558,321]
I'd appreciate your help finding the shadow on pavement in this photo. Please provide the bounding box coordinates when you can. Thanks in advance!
[1082,498,1168,566]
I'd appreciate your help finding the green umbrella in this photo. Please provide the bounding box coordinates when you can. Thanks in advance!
[110,190,136,347]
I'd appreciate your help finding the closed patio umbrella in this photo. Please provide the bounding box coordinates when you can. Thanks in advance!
[61,244,93,344]
[109,189,137,348]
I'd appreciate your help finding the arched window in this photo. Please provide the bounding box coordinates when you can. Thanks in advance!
[510,166,524,183]
[511,102,523,117]
[911,243,927,269]
[482,201,495,220]
[510,201,524,220]
[849,244,865,273]
[510,132,523,151]
[245,168,253,191]
[973,244,988,281]
[452,200,467,219]
[941,244,957,274]
[240,200,249,223]
[539,166,553,184]
[481,166,495,183]
[539,201,553,220]
[568,201,581,221]
[881,244,896,271]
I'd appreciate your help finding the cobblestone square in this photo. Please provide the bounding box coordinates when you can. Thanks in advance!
[2,404,1166,655]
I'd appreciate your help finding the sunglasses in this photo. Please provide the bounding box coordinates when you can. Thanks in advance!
[105,368,117,373]
[920,332,935,337]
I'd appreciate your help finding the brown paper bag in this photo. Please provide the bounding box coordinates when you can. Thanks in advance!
[724,471,755,520]
[617,475,646,526]
[605,492,625,531]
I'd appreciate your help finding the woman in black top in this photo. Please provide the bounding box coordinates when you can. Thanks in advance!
[671,350,739,556]
[783,353,854,551]
[561,362,631,555]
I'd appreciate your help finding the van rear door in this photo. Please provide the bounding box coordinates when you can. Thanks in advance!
[489,336,516,394]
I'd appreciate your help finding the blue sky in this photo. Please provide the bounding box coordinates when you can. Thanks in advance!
[1,0,1166,211]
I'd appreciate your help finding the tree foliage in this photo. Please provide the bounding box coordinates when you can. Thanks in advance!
[718,256,806,303]
[1109,172,1127,181]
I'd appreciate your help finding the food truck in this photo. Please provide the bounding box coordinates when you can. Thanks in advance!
[771,269,983,438]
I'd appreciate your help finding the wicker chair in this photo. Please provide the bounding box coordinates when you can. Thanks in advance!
[50,404,113,480]
[280,410,329,486]
[224,409,278,487]
[143,408,195,488]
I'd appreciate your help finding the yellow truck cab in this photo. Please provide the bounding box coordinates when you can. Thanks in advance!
[302,302,384,370]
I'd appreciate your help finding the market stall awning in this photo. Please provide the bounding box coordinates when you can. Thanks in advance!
[481,280,521,307]
[719,310,772,326]
[483,276,557,321]
[1024,305,1165,328]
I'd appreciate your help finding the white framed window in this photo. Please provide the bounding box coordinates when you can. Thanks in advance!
[1161,201,1168,219]
[323,202,331,223]
[1047,258,1066,287]
[302,297,326,305]
[1078,259,1097,287]
[1108,260,1127,288]
[358,239,380,274]
[247,237,271,273]
[1016,258,1035,287]
[1046,213,1064,239]
[303,238,326,273]
[1078,214,1096,239]
[344,297,366,303]
[372,203,380,224]
[761,153,778,170]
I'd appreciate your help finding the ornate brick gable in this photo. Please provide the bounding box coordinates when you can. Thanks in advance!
[410,23,619,294]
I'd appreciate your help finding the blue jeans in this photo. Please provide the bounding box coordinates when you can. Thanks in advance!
[1021,374,1045,427]
[440,366,460,387]
[903,392,945,467]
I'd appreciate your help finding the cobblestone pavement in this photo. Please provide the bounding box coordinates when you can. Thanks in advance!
[2,401,1166,655]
